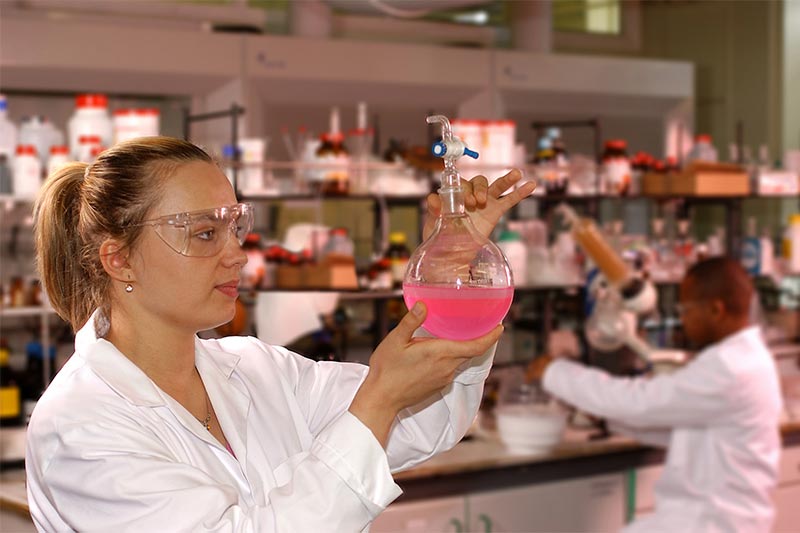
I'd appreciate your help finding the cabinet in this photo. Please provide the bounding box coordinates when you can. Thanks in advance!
[371,494,466,533]
[775,445,800,531]
[631,464,663,520]
[372,473,626,533]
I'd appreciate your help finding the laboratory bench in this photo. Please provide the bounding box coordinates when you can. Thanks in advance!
[3,423,800,533]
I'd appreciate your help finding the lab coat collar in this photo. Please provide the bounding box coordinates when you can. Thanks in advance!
[707,325,761,352]
[75,309,243,408]
[695,325,762,361]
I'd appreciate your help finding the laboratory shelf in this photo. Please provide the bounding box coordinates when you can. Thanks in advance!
[0,306,57,319]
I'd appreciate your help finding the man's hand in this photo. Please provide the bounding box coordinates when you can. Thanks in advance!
[525,354,554,383]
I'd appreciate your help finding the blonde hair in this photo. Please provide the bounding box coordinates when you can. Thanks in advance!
[33,136,213,332]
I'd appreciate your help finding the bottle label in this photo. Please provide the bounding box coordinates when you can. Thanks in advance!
[740,239,761,275]
[390,258,409,283]
[0,385,21,418]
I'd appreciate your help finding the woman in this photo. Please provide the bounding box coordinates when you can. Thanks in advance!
[26,136,535,532]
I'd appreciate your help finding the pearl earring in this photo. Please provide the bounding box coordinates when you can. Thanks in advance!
[125,283,134,293]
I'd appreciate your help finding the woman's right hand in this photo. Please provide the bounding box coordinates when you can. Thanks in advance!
[349,302,503,447]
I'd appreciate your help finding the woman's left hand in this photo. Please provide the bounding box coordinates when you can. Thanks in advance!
[423,169,536,241]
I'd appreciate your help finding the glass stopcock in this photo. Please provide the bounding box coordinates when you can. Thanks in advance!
[402,115,514,340]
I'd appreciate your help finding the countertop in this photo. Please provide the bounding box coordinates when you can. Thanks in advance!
[5,421,800,515]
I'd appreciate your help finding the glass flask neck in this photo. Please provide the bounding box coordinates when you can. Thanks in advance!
[438,160,465,216]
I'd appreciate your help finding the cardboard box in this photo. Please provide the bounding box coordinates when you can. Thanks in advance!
[641,172,670,196]
[304,257,359,289]
[643,162,750,197]
[275,256,359,290]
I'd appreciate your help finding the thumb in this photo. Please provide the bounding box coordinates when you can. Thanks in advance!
[390,301,427,343]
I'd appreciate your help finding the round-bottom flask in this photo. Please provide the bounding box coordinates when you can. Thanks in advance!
[402,171,513,340]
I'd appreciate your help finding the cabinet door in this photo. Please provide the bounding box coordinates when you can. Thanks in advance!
[467,473,626,533]
[371,495,466,533]
[633,464,663,514]
[773,483,800,533]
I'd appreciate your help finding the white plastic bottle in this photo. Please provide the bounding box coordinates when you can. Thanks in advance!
[19,115,65,167]
[759,227,774,277]
[688,134,718,163]
[498,230,528,287]
[113,108,160,144]
[68,94,113,160]
[12,145,42,200]
[77,135,102,163]
[783,215,800,274]
[0,95,18,160]
[47,145,70,176]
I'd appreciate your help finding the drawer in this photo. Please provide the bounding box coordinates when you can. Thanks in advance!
[779,445,800,485]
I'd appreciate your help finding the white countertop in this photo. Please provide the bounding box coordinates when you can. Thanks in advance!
[4,422,800,516]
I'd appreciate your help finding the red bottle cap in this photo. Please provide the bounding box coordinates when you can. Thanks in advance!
[605,139,628,150]
[16,145,37,156]
[78,135,102,144]
[50,145,69,155]
[76,94,108,108]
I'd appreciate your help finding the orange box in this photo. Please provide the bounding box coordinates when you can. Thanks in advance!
[275,256,359,290]
[643,162,750,197]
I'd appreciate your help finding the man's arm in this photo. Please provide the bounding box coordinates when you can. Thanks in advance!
[542,358,737,428]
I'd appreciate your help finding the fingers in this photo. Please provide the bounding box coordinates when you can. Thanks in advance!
[426,192,441,215]
[389,302,427,344]
[487,168,524,198]
[495,179,536,211]
[462,175,489,209]
[430,324,504,359]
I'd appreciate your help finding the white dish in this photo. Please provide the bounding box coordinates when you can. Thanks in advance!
[494,404,567,454]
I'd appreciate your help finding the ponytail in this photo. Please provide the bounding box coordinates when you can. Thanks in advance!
[34,162,99,331]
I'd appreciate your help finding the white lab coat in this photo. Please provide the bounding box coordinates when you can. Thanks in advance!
[26,311,496,532]
[543,326,782,533]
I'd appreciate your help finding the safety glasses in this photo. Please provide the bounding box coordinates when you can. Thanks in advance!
[130,203,254,257]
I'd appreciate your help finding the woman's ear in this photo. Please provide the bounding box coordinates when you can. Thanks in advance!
[99,239,132,284]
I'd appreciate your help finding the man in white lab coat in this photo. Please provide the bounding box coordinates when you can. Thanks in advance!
[528,256,783,532]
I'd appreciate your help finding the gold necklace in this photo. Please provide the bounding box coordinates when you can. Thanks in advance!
[195,368,212,431]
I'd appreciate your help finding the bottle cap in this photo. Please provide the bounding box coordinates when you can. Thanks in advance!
[78,135,102,144]
[50,145,69,155]
[695,134,712,143]
[389,231,407,244]
[605,139,627,150]
[16,145,37,156]
[498,230,522,242]
[222,144,239,159]
[76,94,108,109]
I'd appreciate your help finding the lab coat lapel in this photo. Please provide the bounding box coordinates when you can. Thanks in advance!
[195,341,252,469]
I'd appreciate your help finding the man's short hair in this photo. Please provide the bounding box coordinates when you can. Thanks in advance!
[684,256,753,317]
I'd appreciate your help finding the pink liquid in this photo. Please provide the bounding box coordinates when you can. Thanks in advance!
[403,283,514,340]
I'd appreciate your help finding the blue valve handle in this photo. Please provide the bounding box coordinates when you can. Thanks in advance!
[431,141,479,160]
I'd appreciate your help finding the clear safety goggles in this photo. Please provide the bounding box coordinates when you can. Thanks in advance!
[130,203,254,257]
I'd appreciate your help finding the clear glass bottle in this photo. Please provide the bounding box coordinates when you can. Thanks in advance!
[316,107,350,195]
[402,115,513,341]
